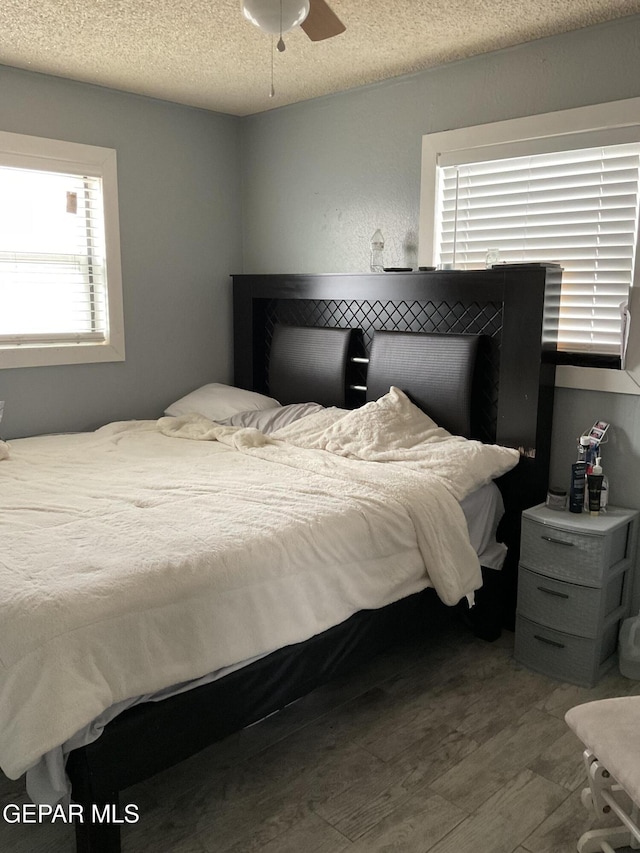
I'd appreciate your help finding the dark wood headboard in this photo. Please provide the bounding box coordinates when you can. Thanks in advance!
[233,264,560,500]
[233,264,561,628]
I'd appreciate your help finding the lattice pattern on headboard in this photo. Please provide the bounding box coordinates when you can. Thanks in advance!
[263,297,503,444]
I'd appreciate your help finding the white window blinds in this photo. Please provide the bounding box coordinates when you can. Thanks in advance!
[435,142,640,355]
[0,166,107,346]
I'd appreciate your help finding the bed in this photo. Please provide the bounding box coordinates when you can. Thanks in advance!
[1,264,560,853]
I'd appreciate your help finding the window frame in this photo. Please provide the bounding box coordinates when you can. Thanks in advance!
[0,131,125,369]
[418,98,640,395]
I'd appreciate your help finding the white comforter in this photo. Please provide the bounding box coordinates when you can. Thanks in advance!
[0,388,518,780]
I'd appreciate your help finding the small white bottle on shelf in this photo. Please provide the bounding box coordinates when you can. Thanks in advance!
[370,230,384,272]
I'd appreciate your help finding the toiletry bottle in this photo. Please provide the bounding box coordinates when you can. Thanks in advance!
[569,437,589,513]
[578,435,591,467]
[370,230,384,272]
[569,462,585,512]
[585,440,598,474]
[587,457,604,517]
[600,468,609,511]
[569,460,586,513]
[596,456,609,511]
[584,452,608,511]
[580,435,596,510]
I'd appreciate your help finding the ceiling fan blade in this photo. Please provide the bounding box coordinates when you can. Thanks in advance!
[300,0,346,41]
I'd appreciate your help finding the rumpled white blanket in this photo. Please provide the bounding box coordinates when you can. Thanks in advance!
[0,390,518,780]
[159,388,520,606]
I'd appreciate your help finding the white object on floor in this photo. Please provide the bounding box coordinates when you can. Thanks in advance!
[566,697,640,852]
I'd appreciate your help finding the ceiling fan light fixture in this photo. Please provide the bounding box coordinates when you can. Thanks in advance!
[242,0,311,35]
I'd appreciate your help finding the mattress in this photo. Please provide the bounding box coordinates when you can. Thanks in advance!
[1,392,518,790]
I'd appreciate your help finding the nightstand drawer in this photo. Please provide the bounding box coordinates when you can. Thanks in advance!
[517,567,624,638]
[514,615,619,687]
[520,516,628,584]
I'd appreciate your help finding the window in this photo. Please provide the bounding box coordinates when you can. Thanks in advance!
[0,132,124,369]
[435,143,640,358]
[419,99,640,376]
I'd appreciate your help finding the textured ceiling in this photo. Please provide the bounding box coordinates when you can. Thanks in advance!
[1,1,640,116]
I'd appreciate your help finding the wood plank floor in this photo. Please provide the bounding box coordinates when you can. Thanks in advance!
[2,617,639,853]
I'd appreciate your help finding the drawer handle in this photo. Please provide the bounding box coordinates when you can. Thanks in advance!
[541,535,574,547]
[537,586,570,599]
[534,634,565,649]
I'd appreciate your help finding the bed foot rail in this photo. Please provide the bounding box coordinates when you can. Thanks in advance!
[577,749,640,853]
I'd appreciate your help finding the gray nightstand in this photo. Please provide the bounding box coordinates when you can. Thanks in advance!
[514,504,639,687]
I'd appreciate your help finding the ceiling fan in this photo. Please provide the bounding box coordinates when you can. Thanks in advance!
[242,0,346,48]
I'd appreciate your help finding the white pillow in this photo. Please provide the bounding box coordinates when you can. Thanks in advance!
[164,383,280,421]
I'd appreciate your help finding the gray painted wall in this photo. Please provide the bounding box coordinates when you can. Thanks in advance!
[0,66,242,439]
[2,17,639,521]
[240,17,640,515]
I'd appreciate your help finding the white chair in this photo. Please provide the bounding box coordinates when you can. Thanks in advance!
[566,697,640,852]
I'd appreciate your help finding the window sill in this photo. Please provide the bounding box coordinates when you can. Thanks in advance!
[553,285,639,395]
[552,352,621,370]
[0,340,125,369]
[556,364,640,396]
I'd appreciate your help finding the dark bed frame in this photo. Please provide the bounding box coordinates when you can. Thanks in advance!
[65,264,560,852]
